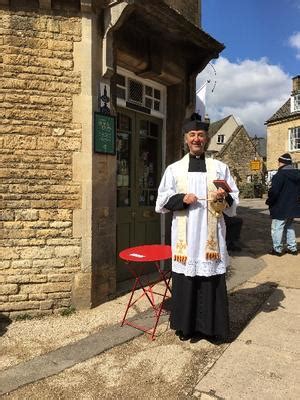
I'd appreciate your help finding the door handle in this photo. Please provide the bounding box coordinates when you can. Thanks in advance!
[131,211,136,218]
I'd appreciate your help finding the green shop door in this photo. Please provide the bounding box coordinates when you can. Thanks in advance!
[116,109,162,283]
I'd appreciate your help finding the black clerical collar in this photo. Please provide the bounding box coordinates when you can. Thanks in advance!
[189,153,205,160]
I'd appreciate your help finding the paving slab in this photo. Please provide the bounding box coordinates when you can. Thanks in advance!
[194,287,300,400]
[194,341,300,400]
[251,255,300,289]
[0,309,169,396]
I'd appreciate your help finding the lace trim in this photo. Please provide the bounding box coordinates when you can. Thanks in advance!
[172,258,227,277]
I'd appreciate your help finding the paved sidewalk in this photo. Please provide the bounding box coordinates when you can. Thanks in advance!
[193,255,300,399]
[0,199,299,399]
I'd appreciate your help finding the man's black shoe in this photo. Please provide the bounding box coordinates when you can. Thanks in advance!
[179,333,191,341]
[268,249,283,257]
[286,249,298,255]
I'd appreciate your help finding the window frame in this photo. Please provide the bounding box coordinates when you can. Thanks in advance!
[217,134,225,144]
[289,126,300,152]
[291,94,300,112]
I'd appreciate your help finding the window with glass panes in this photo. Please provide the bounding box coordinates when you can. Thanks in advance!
[116,74,161,112]
[289,126,300,151]
[217,134,225,144]
[292,94,300,112]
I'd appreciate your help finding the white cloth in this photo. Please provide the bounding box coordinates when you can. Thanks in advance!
[155,157,239,277]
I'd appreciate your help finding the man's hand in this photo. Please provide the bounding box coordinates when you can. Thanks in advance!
[211,188,226,201]
[183,193,198,205]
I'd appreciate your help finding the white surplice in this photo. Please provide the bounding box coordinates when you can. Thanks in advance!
[155,157,239,277]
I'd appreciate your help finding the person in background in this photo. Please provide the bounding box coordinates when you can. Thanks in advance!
[266,153,300,256]
[223,213,243,252]
[155,113,239,342]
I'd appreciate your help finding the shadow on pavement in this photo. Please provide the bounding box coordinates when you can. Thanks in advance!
[228,281,284,342]
[233,204,273,259]
[0,314,12,337]
[235,203,300,259]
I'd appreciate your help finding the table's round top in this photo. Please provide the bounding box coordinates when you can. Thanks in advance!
[119,244,172,262]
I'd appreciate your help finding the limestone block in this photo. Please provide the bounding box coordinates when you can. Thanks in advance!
[1,210,14,221]
[46,238,81,246]
[4,135,37,150]
[48,274,72,282]
[7,275,31,284]
[9,294,28,302]
[11,259,32,268]
[37,137,58,150]
[57,138,81,151]
[39,209,72,221]
[20,282,71,294]
[54,298,71,307]
[54,246,81,257]
[49,221,72,229]
[47,19,60,33]
[9,309,53,318]
[19,246,54,259]
[60,20,81,36]
[0,247,19,260]
[0,301,40,312]
[48,292,71,299]
[15,209,39,221]
[52,127,65,136]
[29,293,47,300]
[32,259,65,268]
[47,40,73,52]
[26,293,47,300]
[40,300,54,310]
[0,261,10,270]
[71,271,92,309]
[0,284,18,295]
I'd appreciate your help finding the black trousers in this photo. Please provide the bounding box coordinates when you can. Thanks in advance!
[170,272,229,338]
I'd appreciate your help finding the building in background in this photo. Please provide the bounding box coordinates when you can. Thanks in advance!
[266,76,300,172]
[206,115,265,190]
[0,0,224,316]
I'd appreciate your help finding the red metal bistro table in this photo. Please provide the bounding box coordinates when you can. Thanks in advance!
[119,244,172,340]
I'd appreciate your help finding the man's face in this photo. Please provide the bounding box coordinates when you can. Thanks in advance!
[185,130,208,155]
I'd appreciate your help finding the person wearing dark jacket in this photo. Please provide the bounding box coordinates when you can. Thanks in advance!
[266,153,300,256]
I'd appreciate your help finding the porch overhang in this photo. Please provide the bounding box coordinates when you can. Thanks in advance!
[108,0,225,84]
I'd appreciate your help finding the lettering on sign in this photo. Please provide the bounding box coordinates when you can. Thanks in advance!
[94,113,116,154]
[250,160,261,171]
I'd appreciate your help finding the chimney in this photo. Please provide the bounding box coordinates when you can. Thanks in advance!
[204,113,210,124]
[292,75,300,94]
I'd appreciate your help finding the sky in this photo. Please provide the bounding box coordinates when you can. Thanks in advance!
[196,0,300,137]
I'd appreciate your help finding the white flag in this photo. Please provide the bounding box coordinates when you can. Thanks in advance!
[196,84,207,121]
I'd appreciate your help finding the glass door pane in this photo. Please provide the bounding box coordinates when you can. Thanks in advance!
[137,119,159,207]
[117,113,131,207]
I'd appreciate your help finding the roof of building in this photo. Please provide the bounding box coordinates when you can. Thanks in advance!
[208,115,231,138]
[266,99,291,123]
[266,98,300,124]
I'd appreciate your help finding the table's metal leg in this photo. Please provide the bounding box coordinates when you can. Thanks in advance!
[150,273,172,340]
[120,257,172,340]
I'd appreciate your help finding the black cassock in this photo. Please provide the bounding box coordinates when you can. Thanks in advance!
[164,154,230,339]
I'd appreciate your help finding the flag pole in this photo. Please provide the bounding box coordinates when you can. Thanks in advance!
[196,79,210,94]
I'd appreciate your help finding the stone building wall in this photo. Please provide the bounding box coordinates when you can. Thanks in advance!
[0,9,83,317]
[216,127,262,187]
[163,0,200,26]
[267,119,300,170]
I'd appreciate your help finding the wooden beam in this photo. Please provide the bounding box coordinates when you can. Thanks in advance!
[0,0,10,6]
